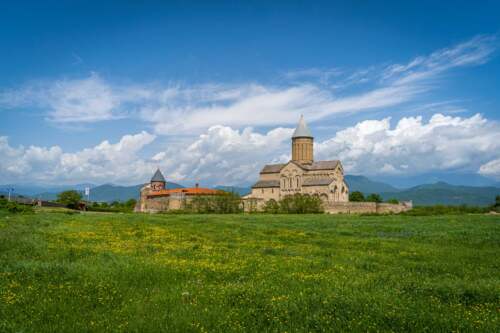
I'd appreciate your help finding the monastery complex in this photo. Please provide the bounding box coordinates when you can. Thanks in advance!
[136,116,411,214]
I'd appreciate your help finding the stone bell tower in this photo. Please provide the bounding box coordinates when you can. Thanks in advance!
[150,168,166,191]
[291,115,314,165]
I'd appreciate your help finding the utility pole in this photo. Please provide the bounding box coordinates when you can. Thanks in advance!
[7,187,14,201]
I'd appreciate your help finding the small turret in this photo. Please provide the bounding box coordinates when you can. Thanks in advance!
[150,168,166,191]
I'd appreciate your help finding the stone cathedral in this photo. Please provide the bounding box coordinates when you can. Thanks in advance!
[246,116,349,204]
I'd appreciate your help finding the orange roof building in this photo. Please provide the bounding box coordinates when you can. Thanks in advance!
[135,169,223,212]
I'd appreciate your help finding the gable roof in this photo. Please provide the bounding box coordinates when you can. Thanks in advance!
[251,180,280,188]
[151,168,166,182]
[260,160,340,174]
[292,115,313,138]
[306,160,339,170]
[260,163,285,174]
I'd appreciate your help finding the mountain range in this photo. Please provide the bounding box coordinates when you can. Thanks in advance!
[1,176,499,206]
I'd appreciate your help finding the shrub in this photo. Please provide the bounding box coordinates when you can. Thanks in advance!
[0,198,34,214]
[186,192,242,214]
[349,191,365,202]
[366,193,383,203]
[86,199,138,213]
[386,198,399,204]
[57,190,82,209]
[263,199,280,214]
[278,193,323,214]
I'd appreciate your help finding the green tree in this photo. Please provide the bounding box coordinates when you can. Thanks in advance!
[187,192,242,213]
[386,198,399,204]
[278,194,323,214]
[57,190,82,209]
[264,199,280,214]
[349,191,365,202]
[366,193,383,203]
[125,198,137,208]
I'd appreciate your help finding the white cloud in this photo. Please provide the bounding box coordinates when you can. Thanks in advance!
[1,113,500,186]
[316,113,500,176]
[0,73,150,123]
[155,126,293,185]
[0,35,496,133]
[0,131,156,184]
[479,159,500,180]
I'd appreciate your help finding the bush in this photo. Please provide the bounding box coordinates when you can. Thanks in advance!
[386,198,399,204]
[263,199,280,214]
[86,199,138,213]
[349,191,365,202]
[57,190,82,209]
[0,198,34,214]
[186,192,242,214]
[366,193,383,203]
[276,193,324,214]
[492,195,500,212]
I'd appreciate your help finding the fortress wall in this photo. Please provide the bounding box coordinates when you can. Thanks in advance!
[324,201,412,214]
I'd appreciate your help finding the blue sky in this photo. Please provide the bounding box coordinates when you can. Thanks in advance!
[1,1,500,187]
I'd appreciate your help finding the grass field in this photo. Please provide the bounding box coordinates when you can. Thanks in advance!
[1,211,499,332]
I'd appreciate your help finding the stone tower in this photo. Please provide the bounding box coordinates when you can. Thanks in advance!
[150,168,166,191]
[291,115,314,165]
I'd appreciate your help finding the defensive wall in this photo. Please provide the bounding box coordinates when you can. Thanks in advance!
[241,198,412,214]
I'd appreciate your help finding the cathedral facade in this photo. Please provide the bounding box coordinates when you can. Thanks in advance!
[246,116,349,204]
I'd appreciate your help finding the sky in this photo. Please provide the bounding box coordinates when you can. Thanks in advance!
[1,0,500,188]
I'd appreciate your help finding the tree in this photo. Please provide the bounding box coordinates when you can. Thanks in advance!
[57,190,82,209]
[366,193,383,203]
[349,191,365,202]
[264,199,280,214]
[125,198,137,208]
[278,194,323,214]
[386,198,399,204]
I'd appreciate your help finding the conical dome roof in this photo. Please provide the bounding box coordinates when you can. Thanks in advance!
[292,115,313,138]
[151,168,166,182]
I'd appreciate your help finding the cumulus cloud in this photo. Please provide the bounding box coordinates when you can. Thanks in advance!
[156,113,500,184]
[0,35,496,133]
[1,113,500,185]
[316,113,500,176]
[156,126,293,185]
[0,131,156,184]
[479,159,500,180]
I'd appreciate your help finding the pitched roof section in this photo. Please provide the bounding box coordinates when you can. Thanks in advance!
[306,160,339,170]
[292,115,313,138]
[151,168,166,182]
[260,160,340,174]
[260,163,285,174]
[302,178,334,186]
[252,180,280,188]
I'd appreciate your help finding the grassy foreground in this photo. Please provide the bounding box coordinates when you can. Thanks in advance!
[0,211,499,332]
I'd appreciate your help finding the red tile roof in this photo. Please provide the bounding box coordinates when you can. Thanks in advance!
[147,187,221,197]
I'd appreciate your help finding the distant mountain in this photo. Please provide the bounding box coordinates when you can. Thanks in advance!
[9,182,184,203]
[380,182,500,206]
[0,183,94,197]
[215,185,251,196]
[344,175,399,194]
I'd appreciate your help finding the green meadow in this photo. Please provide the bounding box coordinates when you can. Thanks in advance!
[0,210,499,332]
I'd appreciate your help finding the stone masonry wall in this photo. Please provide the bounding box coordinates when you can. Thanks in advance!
[324,201,412,214]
